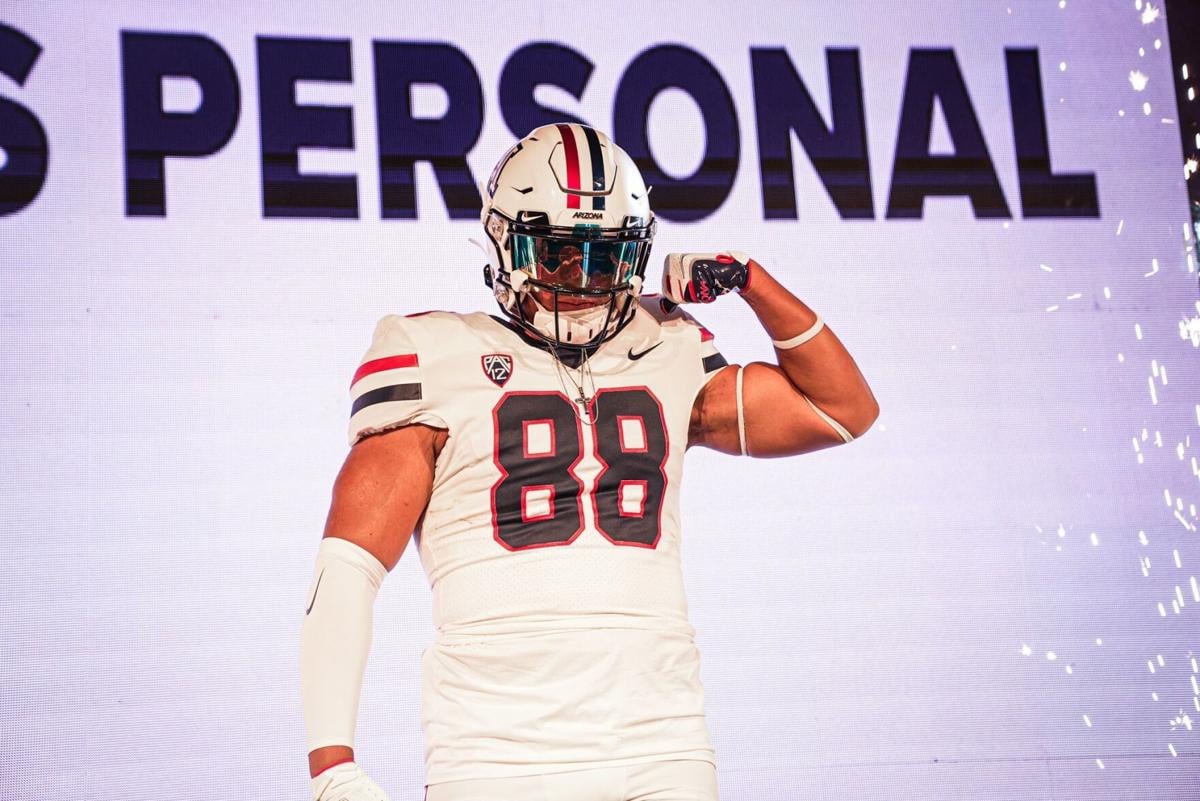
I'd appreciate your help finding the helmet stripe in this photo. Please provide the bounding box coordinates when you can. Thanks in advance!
[580,126,607,211]
[555,123,582,209]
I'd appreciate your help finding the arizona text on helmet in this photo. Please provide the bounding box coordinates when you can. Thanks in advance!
[480,123,657,350]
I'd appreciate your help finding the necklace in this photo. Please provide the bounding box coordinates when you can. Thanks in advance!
[552,348,597,425]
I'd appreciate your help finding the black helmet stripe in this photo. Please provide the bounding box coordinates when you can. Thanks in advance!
[580,125,607,211]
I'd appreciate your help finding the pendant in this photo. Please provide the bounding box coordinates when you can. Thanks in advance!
[574,393,594,424]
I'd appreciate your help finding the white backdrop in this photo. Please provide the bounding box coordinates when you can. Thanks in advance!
[2,1,1199,799]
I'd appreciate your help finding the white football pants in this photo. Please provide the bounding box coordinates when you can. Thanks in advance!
[424,759,718,801]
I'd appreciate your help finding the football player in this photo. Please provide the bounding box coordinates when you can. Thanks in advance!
[301,123,879,801]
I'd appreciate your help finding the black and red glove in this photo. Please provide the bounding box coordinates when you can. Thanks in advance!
[662,251,751,305]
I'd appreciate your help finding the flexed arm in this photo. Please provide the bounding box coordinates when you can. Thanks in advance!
[667,253,879,457]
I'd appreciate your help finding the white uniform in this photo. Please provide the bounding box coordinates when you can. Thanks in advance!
[347,297,727,786]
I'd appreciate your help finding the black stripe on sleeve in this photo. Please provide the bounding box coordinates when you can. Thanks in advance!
[702,353,728,373]
[581,126,606,210]
[351,383,422,416]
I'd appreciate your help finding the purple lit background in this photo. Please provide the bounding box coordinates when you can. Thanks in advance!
[1,1,1198,799]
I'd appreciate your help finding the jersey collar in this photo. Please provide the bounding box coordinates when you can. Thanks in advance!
[488,302,662,373]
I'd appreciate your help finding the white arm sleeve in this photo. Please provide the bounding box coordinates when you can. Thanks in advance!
[300,537,388,752]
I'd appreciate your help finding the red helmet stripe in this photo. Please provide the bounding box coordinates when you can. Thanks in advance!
[556,123,582,209]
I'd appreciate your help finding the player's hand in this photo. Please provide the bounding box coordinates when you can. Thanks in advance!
[662,251,751,305]
[311,762,390,801]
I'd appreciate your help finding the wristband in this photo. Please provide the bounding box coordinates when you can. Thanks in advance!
[771,315,824,350]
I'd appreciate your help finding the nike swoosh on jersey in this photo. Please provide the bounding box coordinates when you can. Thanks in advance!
[306,569,324,615]
[627,342,663,360]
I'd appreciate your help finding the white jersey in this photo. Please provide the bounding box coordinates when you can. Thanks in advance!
[347,297,727,785]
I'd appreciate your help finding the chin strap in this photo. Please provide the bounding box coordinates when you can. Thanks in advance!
[531,302,611,344]
[506,272,644,346]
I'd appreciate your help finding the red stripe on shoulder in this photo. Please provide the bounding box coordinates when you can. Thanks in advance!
[352,354,419,386]
[699,327,715,342]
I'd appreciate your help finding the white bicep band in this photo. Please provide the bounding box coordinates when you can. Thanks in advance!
[300,537,388,752]
[735,365,747,456]
[802,393,855,443]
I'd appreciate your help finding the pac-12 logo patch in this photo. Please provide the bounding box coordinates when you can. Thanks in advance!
[482,354,514,387]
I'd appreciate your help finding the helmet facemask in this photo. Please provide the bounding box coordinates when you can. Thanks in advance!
[481,124,656,350]
[487,209,655,349]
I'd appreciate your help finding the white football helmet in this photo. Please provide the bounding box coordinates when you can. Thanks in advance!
[481,123,656,349]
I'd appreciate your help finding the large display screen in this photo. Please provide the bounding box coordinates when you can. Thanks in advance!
[2,1,1197,797]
